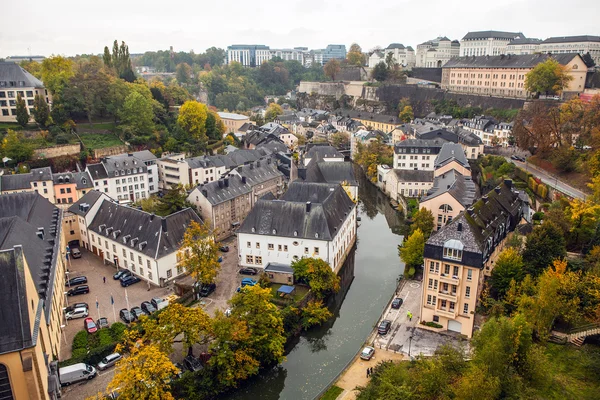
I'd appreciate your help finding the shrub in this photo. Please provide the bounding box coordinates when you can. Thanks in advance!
[97,329,114,347]
[421,321,443,329]
[110,322,126,341]
[405,267,416,278]
[71,347,88,359]
[532,212,544,221]
[72,330,88,351]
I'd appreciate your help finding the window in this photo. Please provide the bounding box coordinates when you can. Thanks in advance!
[467,269,472,281]
[112,244,116,252]
[427,294,433,305]
[105,240,109,249]
[166,269,172,278]
[246,255,254,264]
[147,259,151,269]
[255,256,262,265]
[429,261,439,274]
[278,244,282,251]
[176,265,183,275]
[314,247,319,255]
[255,242,260,249]
[138,256,142,265]
[247,242,251,248]
[304,247,309,254]
[433,315,439,323]
[122,249,126,257]
[465,286,471,298]
[428,278,433,289]
[463,303,469,314]
[130,252,134,261]
[441,299,447,308]
[148,271,153,280]
[268,243,274,250]
[453,266,459,277]
[131,264,136,272]
[284,245,288,251]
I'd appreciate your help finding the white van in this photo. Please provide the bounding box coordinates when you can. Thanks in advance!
[59,363,97,386]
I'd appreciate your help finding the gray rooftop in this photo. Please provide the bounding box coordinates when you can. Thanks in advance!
[305,145,344,161]
[542,35,600,44]
[52,171,94,189]
[231,158,283,188]
[443,53,581,69]
[265,262,294,274]
[434,143,470,169]
[304,161,358,186]
[195,175,252,206]
[508,38,542,45]
[421,169,476,207]
[462,31,524,40]
[392,169,434,183]
[68,191,105,217]
[0,167,53,191]
[0,62,45,88]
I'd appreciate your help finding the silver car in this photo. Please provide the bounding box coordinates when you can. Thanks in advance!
[97,353,122,370]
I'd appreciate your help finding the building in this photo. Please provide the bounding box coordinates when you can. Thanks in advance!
[335,109,402,133]
[368,50,385,68]
[86,154,150,203]
[393,139,444,170]
[459,31,525,57]
[156,154,190,190]
[68,192,202,286]
[218,112,251,134]
[416,37,460,68]
[0,62,50,123]
[237,181,357,272]
[0,192,67,399]
[442,53,588,99]
[300,158,359,201]
[228,158,285,201]
[350,129,387,159]
[369,43,415,69]
[264,262,295,285]
[322,44,347,65]
[270,48,305,64]
[416,128,484,159]
[303,144,344,166]
[379,167,434,200]
[420,179,524,337]
[5,55,46,63]
[186,156,228,186]
[506,38,542,55]
[0,167,55,202]
[130,150,159,194]
[433,143,471,177]
[52,171,94,205]
[540,35,600,65]
[227,45,271,67]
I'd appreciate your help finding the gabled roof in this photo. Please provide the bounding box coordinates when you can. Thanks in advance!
[193,175,252,206]
[131,150,157,162]
[434,143,470,169]
[0,167,53,191]
[304,161,358,186]
[218,112,249,120]
[86,163,109,180]
[52,171,94,189]
[305,145,344,161]
[68,190,106,217]
[0,62,44,88]
[421,169,476,206]
[542,35,600,44]
[231,158,284,188]
[392,169,434,183]
[443,53,582,69]
[462,31,524,40]
[387,43,405,49]
[394,139,446,153]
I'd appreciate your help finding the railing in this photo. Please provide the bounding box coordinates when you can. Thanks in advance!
[568,323,600,335]
[436,308,456,318]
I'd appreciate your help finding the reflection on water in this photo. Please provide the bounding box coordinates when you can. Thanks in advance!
[226,167,406,400]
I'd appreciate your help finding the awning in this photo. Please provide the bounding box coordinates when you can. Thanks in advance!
[277,285,296,295]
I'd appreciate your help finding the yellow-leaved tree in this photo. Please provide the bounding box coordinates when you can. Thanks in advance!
[177,220,221,284]
[177,100,209,146]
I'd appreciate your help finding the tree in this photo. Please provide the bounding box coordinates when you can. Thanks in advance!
[40,56,75,96]
[323,59,341,81]
[410,208,434,239]
[399,229,425,269]
[291,257,340,299]
[64,56,111,124]
[102,46,112,68]
[300,300,332,329]
[15,93,29,127]
[107,40,136,82]
[177,100,209,147]
[108,343,178,400]
[176,62,193,85]
[398,106,414,123]
[32,94,50,127]
[385,52,397,70]
[177,220,221,284]
[522,222,566,276]
[330,132,349,149]
[205,110,226,141]
[490,247,525,299]
[119,91,155,137]
[264,103,283,123]
[371,61,388,82]
[565,198,600,250]
[453,364,500,400]
[346,43,366,67]
[155,184,193,216]
[1,130,33,162]
[525,58,573,95]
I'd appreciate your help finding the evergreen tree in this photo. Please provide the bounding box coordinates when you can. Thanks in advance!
[32,94,50,127]
[103,46,112,68]
[15,93,29,127]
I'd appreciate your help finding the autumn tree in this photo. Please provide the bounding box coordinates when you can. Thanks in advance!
[522,222,566,276]
[323,59,341,81]
[346,43,366,67]
[32,94,50,127]
[119,91,155,137]
[330,132,350,149]
[410,208,434,239]
[15,93,29,127]
[525,58,573,96]
[291,257,340,299]
[399,105,414,123]
[177,220,221,284]
[1,130,34,162]
[176,62,193,85]
[565,198,600,250]
[40,56,75,96]
[264,102,283,123]
[301,299,332,329]
[490,247,525,299]
[399,229,425,270]
[177,100,209,148]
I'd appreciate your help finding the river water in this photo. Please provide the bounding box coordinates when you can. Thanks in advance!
[226,170,408,400]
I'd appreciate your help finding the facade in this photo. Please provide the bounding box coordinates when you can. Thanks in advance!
[336,109,402,133]
[130,150,159,194]
[368,51,385,68]
[540,35,600,65]
[379,43,416,68]
[416,128,484,159]
[228,158,285,201]
[0,193,67,399]
[322,44,347,64]
[393,139,444,170]
[0,167,55,202]
[218,112,250,134]
[186,156,228,186]
[237,181,357,273]
[441,53,588,98]
[416,37,460,68]
[86,154,150,203]
[462,116,515,146]
[0,62,51,123]
[506,38,542,55]
[379,167,434,199]
[156,154,190,190]
[459,31,525,57]
[420,180,524,337]
[52,171,94,205]
[270,48,305,64]
[227,45,271,67]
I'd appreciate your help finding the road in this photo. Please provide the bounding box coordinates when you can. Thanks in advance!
[507,157,587,199]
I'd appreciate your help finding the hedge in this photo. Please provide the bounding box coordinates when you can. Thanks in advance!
[60,323,127,368]
[421,321,443,329]
[72,330,88,351]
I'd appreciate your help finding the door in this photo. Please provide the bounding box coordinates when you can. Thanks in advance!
[448,320,462,333]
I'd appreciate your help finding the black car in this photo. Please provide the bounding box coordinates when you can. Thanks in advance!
[119,309,135,323]
[391,298,403,309]
[67,285,90,296]
[141,301,157,315]
[183,355,203,372]
[66,276,87,287]
[510,155,519,161]
[199,283,216,297]
[97,317,110,329]
[65,302,89,313]
[130,306,145,320]
[239,267,258,276]
[120,275,141,287]
[113,270,131,280]
[378,319,392,335]
[219,246,230,252]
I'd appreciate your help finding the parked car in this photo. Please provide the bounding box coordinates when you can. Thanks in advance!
[218,256,223,263]
[66,276,87,287]
[378,319,392,335]
[517,156,526,162]
[70,248,82,259]
[119,309,135,323]
[510,155,519,161]
[120,275,141,287]
[239,267,258,276]
[97,353,122,371]
[360,346,375,360]
[113,270,131,280]
[241,278,257,287]
[65,307,89,320]
[130,306,145,320]
[183,355,203,372]
[391,298,403,309]
[219,245,230,252]
[141,301,157,315]
[59,363,96,386]
[151,297,169,311]
[84,317,97,334]
[199,283,216,297]
[67,285,89,296]
[97,317,109,329]
[65,302,89,314]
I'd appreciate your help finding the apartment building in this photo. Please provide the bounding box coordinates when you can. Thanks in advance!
[156,154,190,190]
[303,144,345,166]
[416,37,460,68]
[0,62,51,123]
[540,35,600,65]
[218,112,250,134]
[506,38,542,55]
[52,171,94,205]
[441,53,588,98]
[393,139,444,170]
[86,154,149,203]
[186,156,228,186]
[416,128,484,159]
[420,179,524,337]
[227,45,271,67]
[0,167,55,202]
[130,150,159,194]
[459,31,525,56]
[378,167,434,199]
[228,158,285,201]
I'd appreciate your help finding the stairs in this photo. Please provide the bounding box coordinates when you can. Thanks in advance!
[566,325,600,347]
[570,337,585,347]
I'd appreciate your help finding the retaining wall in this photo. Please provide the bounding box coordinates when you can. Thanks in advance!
[33,144,81,159]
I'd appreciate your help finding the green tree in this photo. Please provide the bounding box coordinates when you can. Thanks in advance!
[1,130,33,162]
[64,56,111,124]
[291,257,340,299]
[522,222,566,276]
[525,58,574,95]
[177,100,209,148]
[398,105,414,123]
[40,56,75,96]
[346,43,366,66]
[330,132,350,149]
[205,110,226,140]
[177,220,221,284]
[323,59,341,81]
[102,46,112,68]
[410,208,434,239]
[399,229,425,269]
[156,184,194,216]
[176,62,193,84]
[490,247,525,299]
[119,91,155,136]
[264,102,283,123]
[15,93,29,127]
[300,300,332,329]
[109,40,136,82]
[371,61,388,82]
[453,364,500,400]
[32,94,50,127]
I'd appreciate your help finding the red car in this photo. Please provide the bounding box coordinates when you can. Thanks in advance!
[84,317,98,334]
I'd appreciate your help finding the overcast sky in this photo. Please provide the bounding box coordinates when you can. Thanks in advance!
[2,0,598,57]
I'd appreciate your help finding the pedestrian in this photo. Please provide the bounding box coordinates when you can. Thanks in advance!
[103,276,106,284]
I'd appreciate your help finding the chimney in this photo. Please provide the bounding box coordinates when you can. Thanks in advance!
[467,207,474,215]
[504,179,513,188]
[306,201,312,213]
[256,160,261,167]
[128,153,133,157]
[237,166,242,173]
[495,187,501,194]
[267,158,271,164]
[298,168,307,180]
[218,180,224,189]
[161,218,168,232]
[224,178,229,187]
[250,163,254,170]
[202,189,208,197]
[457,222,462,232]
[150,213,155,221]
[242,176,247,184]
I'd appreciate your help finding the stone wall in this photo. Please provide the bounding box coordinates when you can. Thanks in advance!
[410,68,443,83]
[93,145,129,159]
[33,144,81,160]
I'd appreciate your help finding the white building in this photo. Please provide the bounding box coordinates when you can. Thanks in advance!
[130,150,159,194]
[416,37,460,68]
[270,48,305,64]
[540,35,600,65]
[460,31,525,57]
[156,154,190,190]
[506,38,542,55]
[227,45,271,67]
[237,181,357,273]
[0,61,51,123]
[86,154,150,203]
[393,139,445,170]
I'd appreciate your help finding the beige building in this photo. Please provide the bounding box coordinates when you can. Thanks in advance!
[157,154,190,190]
[420,180,524,337]
[540,35,600,65]
[416,37,460,68]
[0,167,55,202]
[218,112,251,135]
[459,31,525,57]
[0,62,51,123]
[506,38,542,55]
[442,53,588,99]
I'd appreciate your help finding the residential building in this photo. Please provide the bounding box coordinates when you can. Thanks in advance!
[369,43,415,69]
[237,181,357,272]
[218,112,251,134]
[303,144,345,166]
[420,179,524,337]
[0,167,55,202]
[416,128,484,159]
[228,158,285,201]
[506,38,542,55]
[186,156,228,186]
[368,50,385,68]
[335,109,402,133]
[227,45,271,67]
[299,158,359,201]
[0,192,67,399]
[416,37,460,68]
[52,171,94,205]
[540,35,600,65]
[130,150,159,194]
[442,53,588,98]
[156,154,190,190]
[393,139,444,170]
[378,167,434,200]
[86,154,149,202]
[329,114,363,133]
[461,116,514,147]
[433,143,471,178]
[459,31,525,56]
[0,62,50,123]
[68,192,202,286]
[5,55,46,63]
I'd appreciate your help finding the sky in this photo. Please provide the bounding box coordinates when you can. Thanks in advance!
[1,0,599,57]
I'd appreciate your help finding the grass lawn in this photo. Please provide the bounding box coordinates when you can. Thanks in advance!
[269,283,310,303]
[320,385,343,400]
[79,133,123,150]
[79,122,116,131]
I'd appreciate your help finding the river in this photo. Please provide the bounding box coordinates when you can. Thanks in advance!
[225,169,408,400]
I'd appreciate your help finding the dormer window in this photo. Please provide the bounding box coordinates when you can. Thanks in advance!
[115,171,119,177]
[443,239,463,261]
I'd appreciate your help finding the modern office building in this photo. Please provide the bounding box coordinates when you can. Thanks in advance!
[227,45,271,67]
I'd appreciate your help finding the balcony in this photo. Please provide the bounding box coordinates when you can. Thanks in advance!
[439,273,460,284]
[436,307,457,318]
[438,290,457,301]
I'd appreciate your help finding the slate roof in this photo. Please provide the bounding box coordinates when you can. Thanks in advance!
[542,35,600,44]
[0,62,45,88]
[394,139,445,154]
[387,43,405,49]
[462,31,524,40]
[238,182,355,241]
[194,175,252,206]
[238,122,258,133]
[508,38,542,45]
[392,169,434,183]
[421,169,476,207]
[443,53,581,69]
[304,161,358,186]
[265,262,294,274]
[231,158,284,188]
[87,163,109,180]
[434,143,470,169]
[68,191,105,217]
[218,112,249,120]
[87,203,202,259]
[101,154,148,175]
[131,150,157,163]
[305,144,344,161]
[52,171,94,189]
[0,167,53,191]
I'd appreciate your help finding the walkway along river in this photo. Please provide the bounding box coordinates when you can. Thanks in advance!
[226,168,408,400]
